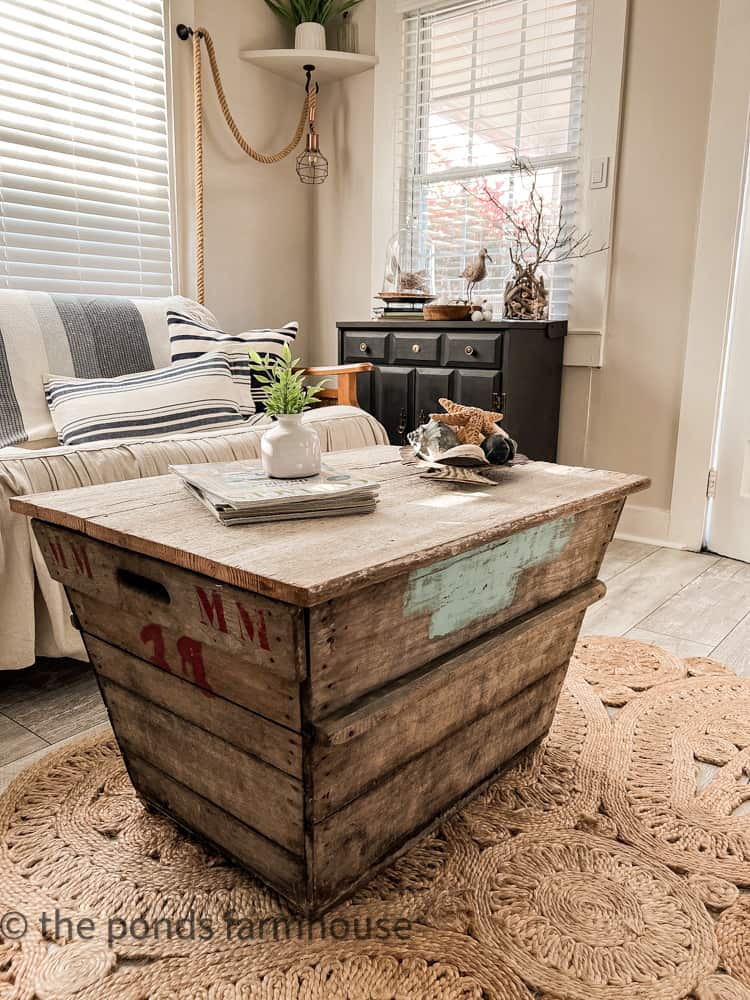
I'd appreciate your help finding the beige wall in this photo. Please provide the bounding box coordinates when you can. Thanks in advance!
[171,0,314,355]
[584,0,719,518]
[309,1,376,363]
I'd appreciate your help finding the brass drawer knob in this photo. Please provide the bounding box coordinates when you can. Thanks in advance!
[411,343,421,353]
[464,345,475,356]
[359,342,368,352]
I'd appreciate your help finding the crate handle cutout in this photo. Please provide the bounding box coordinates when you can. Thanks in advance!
[117,568,171,605]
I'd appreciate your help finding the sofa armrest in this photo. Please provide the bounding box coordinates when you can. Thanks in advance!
[301,363,375,408]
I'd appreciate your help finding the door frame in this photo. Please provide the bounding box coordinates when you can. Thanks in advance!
[669,0,750,549]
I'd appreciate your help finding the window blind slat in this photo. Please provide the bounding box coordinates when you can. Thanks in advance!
[0,163,169,207]
[0,190,172,227]
[0,125,170,175]
[79,0,164,27]
[0,28,165,89]
[3,240,172,266]
[0,215,173,249]
[0,275,174,296]
[0,175,170,214]
[1,111,168,159]
[0,98,167,151]
[0,9,166,74]
[0,261,173,282]
[0,141,170,188]
[1,49,167,108]
[0,82,168,130]
[17,0,164,32]
[0,202,171,237]
[6,0,165,50]
[0,0,173,296]
[398,0,590,316]
[5,63,166,113]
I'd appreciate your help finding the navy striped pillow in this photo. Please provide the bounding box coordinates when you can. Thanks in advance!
[0,291,214,449]
[167,311,298,414]
[44,354,247,447]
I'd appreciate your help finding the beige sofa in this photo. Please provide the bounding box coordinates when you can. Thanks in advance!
[0,292,387,669]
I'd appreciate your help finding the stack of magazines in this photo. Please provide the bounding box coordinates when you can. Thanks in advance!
[169,461,380,525]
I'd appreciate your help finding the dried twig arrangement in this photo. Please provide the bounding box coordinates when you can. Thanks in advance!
[468,153,608,319]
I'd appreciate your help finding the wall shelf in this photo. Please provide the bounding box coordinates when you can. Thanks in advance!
[239,49,378,85]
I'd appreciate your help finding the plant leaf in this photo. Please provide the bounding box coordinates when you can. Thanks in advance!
[264,0,296,25]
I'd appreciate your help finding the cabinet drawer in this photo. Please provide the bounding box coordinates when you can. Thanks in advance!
[342,331,389,363]
[392,331,441,364]
[443,332,503,368]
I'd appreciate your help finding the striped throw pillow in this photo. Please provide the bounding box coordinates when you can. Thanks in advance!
[168,311,298,414]
[0,291,215,449]
[44,354,247,447]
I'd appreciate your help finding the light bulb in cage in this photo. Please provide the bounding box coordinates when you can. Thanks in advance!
[296,128,328,184]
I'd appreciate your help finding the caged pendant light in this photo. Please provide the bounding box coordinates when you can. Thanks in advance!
[296,68,328,184]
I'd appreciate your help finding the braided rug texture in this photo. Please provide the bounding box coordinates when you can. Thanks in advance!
[1,636,750,999]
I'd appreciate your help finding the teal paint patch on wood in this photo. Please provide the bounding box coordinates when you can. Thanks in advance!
[403,516,575,637]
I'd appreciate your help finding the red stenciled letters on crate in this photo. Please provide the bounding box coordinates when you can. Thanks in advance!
[195,586,271,651]
[139,623,214,698]
[46,532,93,580]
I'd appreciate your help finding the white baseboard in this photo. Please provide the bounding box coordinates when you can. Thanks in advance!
[614,503,688,549]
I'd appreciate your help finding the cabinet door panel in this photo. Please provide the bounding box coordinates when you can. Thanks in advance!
[374,367,414,445]
[502,329,563,461]
[355,371,373,414]
[453,370,502,412]
[414,369,454,428]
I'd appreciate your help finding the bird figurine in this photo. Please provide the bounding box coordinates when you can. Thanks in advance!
[460,248,493,300]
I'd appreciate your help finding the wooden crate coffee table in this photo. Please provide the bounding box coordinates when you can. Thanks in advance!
[11,446,648,914]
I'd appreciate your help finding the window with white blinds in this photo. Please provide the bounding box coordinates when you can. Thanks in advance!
[0,0,174,296]
[398,0,591,316]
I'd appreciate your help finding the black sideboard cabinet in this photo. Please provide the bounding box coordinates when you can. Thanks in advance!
[337,319,567,462]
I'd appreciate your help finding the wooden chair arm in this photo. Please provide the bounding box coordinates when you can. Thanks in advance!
[299,363,374,408]
[301,363,375,377]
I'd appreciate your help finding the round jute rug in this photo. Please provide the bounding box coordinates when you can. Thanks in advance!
[1,636,750,1000]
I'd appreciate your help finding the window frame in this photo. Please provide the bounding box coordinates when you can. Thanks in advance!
[397,0,592,316]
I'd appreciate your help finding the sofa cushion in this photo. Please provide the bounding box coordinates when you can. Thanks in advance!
[44,353,248,447]
[167,310,298,414]
[0,291,215,448]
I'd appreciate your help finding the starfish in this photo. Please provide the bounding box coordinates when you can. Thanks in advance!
[430,398,505,446]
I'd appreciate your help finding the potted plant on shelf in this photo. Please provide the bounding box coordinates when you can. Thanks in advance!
[264,0,362,51]
[249,344,327,478]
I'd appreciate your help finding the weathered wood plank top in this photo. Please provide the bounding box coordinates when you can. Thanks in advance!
[10,446,649,606]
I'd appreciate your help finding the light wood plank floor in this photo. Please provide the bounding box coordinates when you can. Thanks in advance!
[1,542,749,792]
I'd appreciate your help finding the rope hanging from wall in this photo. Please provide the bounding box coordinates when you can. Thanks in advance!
[180,25,316,304]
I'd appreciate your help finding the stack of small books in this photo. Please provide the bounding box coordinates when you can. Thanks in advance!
[375,293,434,320]
[169,460,380,525]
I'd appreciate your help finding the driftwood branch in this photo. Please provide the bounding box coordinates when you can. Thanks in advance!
[464,151,609,274]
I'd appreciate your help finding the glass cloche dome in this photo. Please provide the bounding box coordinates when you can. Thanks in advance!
[381,223,435,299]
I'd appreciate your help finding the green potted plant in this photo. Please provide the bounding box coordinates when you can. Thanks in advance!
[264,0,362,50]
[249,344,327,478]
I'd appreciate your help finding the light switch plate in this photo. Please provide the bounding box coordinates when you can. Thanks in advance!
[590,156,610,189]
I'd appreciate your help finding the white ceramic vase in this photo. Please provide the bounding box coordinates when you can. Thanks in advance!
[295,22,326,50]
[261,414,321,479]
